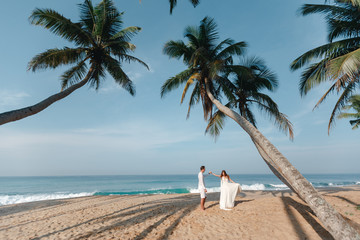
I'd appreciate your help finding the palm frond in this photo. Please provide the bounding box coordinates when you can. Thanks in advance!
[111,26,141,42]
[205,109,226,141]
[163,40,192,62]
[216,41,247,60]
[29,8,92,46]
[299,4,354,18]
[328,18,360,42]
[187,81,201,118]
[28,47,87,72]
[327,48,360,79]
[103,55,135,95]
[215,76,236,102]
[61,60,88,90]
[181,73,200,103]
[327,81,357,132]
[199,17,219,48]
[290,38,360,70]
[313,81,338,110]
[118,54,149,70]
[161,69,193,98]
[169,0,200,14]
[94,0,123,41]
[79,0,96,34]
[243,106,257,127]
[251,94,294,140]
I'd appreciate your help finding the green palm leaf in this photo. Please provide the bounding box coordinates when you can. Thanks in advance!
[187,81,201,118]
[161,69,193,98]
[29,8,93,46]
[168,0,200,14]
[328,81,357,131]
[294,0,360,131]
[61,60,88,90]
[205,109,226,140]
[28,47,87,71]
[104,55,135,95]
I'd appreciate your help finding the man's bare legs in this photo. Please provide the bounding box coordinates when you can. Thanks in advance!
[200,197,206,210]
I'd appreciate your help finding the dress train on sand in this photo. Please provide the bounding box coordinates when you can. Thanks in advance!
[219,177,241,210]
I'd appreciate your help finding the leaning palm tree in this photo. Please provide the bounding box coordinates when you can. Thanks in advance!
[205,57,293,141]
[291,0,360,133]
[0,0,148,126]
[338,94,360,129]
[161,17,246,120]
[162,17,360,239]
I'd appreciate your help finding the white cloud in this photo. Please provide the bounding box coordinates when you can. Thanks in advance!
[0,120,202,153]
[0,90,30,109]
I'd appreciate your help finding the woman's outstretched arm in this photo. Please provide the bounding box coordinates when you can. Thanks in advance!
[209,171,221,178]
[229,176,236,183]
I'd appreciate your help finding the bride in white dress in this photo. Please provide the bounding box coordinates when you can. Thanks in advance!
[210,170,241,210]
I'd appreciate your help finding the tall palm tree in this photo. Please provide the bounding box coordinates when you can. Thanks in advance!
[161,17,246,120]
[338,94,360,129]
[205,57,293,141]
[162,17,360,239]
[0,0,148,126]
[291,0,360,133]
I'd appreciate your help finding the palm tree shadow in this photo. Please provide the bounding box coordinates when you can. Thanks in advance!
[0,199,67,217]
[329,195,359,206]
[234,199,254,206]
[206,198,254,210]
[36,194,201,240]
[205,202,219,210]
[322,194,360,233]
[281,196,334,240]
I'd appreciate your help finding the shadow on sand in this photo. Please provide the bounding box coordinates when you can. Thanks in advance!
[29,194,201,240]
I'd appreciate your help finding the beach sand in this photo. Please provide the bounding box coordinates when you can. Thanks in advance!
[1,187,360,240]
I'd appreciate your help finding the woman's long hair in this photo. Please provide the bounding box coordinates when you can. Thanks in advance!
[221,170,229,179]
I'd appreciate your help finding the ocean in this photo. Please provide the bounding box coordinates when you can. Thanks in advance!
[0,174,359,206]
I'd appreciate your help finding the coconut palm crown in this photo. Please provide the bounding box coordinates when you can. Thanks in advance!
[0,0,148,126]
[206,57,294,140]
[29,0,148,94]
[290,0,360,132]
[161,17,246,120]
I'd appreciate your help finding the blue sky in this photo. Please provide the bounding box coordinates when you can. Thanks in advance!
[0,0,358,176]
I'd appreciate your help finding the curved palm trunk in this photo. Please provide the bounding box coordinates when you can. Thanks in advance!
[251,138,302,200]
[0,68,94,126]
[205,79,360,240]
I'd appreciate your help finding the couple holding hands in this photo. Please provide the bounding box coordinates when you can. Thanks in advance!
[198,166,242,211]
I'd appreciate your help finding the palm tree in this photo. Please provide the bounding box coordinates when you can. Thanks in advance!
[205,57,293,141]
[162,17,360,239]
[161,17,246,120]
[0,0,148,126]
[290,0,360,133]
[338,94,360,129]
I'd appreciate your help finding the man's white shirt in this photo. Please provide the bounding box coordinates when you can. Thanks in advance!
[198,171,208,190]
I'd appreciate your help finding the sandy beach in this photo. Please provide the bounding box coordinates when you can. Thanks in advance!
[1,187,360,240]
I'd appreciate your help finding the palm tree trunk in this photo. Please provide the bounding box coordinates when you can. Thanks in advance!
[0,68,94,126]
[205,78,360,240]
[251,138,303,200]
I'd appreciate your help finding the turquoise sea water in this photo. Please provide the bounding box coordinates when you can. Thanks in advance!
[0,174,359,206]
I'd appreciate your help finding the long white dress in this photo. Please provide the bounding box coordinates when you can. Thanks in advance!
[219,176,242,210]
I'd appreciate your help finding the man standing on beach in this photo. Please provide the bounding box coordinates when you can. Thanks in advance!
[198,166,208,210]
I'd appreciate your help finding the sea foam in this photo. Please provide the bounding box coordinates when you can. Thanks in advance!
[0,192,95,206]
